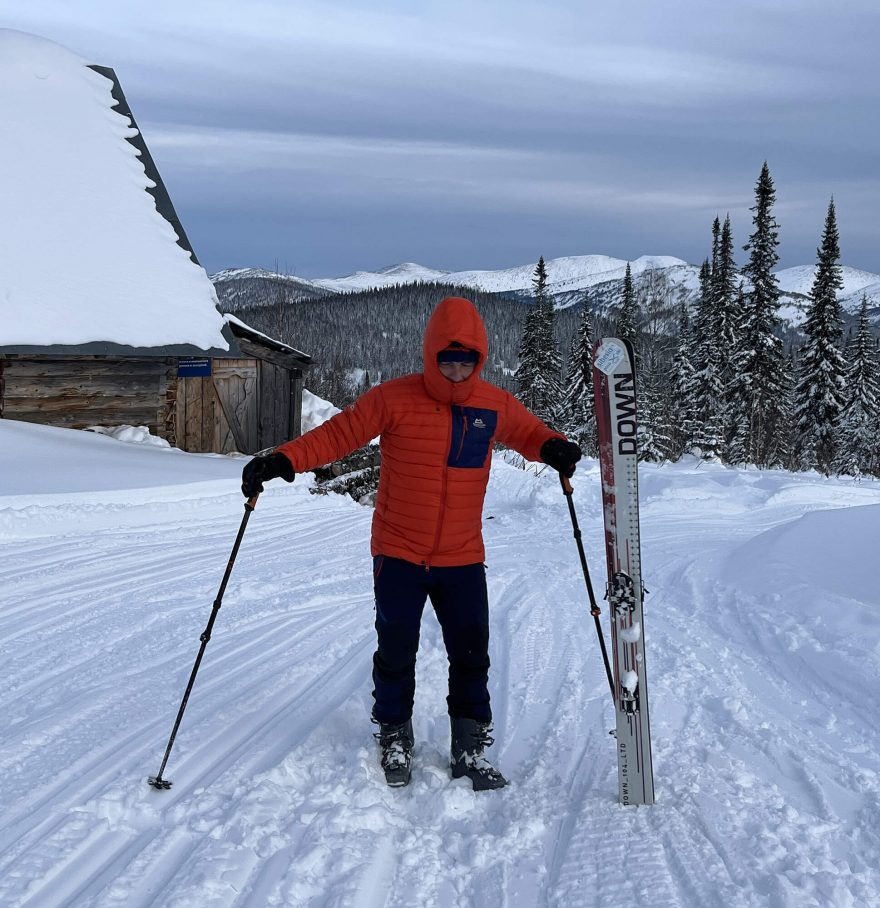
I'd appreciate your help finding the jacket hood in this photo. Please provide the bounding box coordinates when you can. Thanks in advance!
[422,297,488,403]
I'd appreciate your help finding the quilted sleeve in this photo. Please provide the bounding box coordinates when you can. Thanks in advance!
[495,391,565,463]
[275,385,389,473]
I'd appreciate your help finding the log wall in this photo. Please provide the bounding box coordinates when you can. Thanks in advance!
[1,353,305,455]
[0,357,175,433]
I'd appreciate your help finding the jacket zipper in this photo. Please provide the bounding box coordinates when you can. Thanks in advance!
[455,409,468,462]
[426,405,453,569]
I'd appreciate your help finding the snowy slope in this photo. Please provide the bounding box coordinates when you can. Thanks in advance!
[310,254,692,297]
[776,265,880,319]
[215,257,880,330]
[211,268,329,297]
[1,421,879,906]
[776,264,880,299]
[312,262,453,293]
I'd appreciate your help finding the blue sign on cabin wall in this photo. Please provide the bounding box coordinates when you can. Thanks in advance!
[177,358,212,377]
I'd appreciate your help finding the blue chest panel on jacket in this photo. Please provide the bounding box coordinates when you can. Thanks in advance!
[448,406,498,468]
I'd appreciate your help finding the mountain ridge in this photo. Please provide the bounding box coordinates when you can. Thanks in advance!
[212,255,880,332]
[212,254,880,315]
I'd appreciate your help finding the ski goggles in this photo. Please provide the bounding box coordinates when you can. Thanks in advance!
[437,348,479,364]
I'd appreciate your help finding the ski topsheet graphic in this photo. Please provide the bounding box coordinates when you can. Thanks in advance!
[593,337,655,806]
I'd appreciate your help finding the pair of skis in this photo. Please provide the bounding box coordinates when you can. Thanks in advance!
[576,337,655,806]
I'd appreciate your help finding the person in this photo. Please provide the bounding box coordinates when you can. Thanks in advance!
[241,296,582,790]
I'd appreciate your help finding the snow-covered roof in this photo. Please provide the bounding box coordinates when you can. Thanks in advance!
[224,314,311,362]
[0,29,228,352]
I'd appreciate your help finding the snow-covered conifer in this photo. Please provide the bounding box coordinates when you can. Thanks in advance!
[685,257,724,458]
[710,216,721,280]
[724,285,752,464]
[834,295,880,476]
[637,348,672,462]
[515,257,563,426]
[561,302,597,455]
[616,263,638,341]
[735,162,788,468]
[713,215,739,394]
[514,306,540,411]
[793,199,847,474]
[669,302,696,459]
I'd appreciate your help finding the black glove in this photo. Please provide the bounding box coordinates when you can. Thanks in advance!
[241,452,296,497]
[540,437,582,478]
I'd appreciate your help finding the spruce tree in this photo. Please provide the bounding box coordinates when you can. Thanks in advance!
[736,162,788,468]
[637,347,672,462]
[713,215,739,404]
[686,257,724,458]
[533,254,549,304]
[711,216,721,280]
[514,306,540,411]
[515,257,563,426]
[617,263,637,341]
[561,302,597,455]
[778,350,796,470]
[793,199,847,474]
[669,302,697,459]
[725,287,752,464]
[834,295,880,476]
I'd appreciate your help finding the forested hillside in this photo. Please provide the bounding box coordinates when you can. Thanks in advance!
[223,281,594,404]
[214,166,880,478]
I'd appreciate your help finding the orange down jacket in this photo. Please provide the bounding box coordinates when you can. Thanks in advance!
[276,297,564,567]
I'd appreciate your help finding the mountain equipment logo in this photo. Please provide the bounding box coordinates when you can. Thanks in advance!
[473,418,486,429]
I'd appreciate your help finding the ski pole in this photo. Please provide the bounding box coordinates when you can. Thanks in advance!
[559,474,615,701]
[148,494,259,790]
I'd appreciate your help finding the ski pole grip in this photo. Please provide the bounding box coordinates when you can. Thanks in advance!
[560,474,574,496]
[245,494,259,511]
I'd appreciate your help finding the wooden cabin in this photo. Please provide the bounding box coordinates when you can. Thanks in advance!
[0,34,311,454]
[0,320,311,454]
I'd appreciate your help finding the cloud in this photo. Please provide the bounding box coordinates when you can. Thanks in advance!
[4,1,880,274]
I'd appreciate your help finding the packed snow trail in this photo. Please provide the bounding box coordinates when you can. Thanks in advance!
[1,428,879,906]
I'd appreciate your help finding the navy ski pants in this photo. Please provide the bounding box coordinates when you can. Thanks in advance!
[371,555,491,725]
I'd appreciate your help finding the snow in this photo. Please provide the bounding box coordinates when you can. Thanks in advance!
[215,257,880,328]
[211,268,328,298]
[2,420,880,905]
[301,389,342,433]
[776,264,880,299]
[312,263,452,293]
[776,265,880,319]
[85,425,172,448]
[621,622,641,643]
[222,313,306,357]
[0,29,227,351]
[621,670,639,693]
[310,254,692,296]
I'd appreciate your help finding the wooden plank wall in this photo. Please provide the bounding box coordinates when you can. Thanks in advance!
[258,360,292,449]
[175,359,258,454]
[0,357,172,432]
[0,355,304,456]
[177,371,212,453]
[290,369,304,440]
[213,359,258,453]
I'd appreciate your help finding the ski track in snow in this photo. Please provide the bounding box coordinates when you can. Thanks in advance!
[2,462,880,906]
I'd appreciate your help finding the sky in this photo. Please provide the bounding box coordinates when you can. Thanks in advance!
[4,0,879,278]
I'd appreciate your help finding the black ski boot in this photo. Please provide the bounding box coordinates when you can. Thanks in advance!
[374,719,414,787]
[450,717,508,791]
